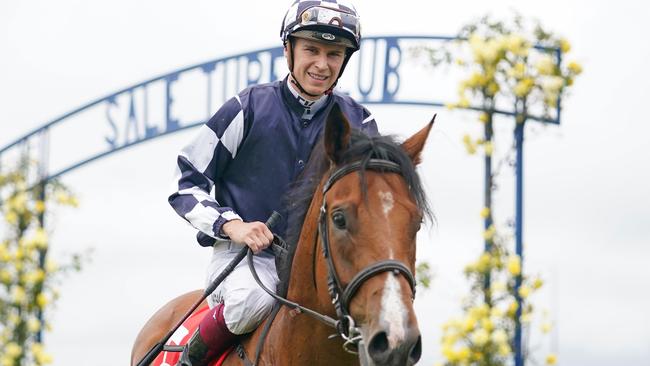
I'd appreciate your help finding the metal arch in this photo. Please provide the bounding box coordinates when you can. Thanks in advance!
[0,35,563,183]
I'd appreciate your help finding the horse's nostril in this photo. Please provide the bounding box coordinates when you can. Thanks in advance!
[368,331,390,362]
[409,335,422,363]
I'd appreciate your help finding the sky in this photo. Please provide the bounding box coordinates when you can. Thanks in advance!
[1,0,650,365]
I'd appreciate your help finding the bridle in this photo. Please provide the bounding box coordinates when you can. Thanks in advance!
[247,158,417,355]
[317,158,417,352]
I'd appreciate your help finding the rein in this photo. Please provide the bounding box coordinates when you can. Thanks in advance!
[247,158,417,360]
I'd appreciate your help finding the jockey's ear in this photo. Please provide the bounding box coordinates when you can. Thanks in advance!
[324,102,351,164]
[401,114,436,166]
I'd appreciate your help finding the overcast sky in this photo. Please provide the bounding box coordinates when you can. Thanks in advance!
[1,0,649,365]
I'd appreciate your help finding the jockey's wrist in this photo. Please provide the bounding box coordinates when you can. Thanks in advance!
[220,219,242,238]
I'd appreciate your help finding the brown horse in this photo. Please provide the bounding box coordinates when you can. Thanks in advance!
[131,104,434,366]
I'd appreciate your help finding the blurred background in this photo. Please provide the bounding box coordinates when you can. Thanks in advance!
[1,0,649,365]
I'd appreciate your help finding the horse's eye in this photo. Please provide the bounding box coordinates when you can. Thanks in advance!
[332,211,347,229]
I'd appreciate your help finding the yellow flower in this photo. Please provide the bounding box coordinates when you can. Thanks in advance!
[481,318,494,332]
[541,322,552,334]
[5,342,22,358]
[559,38,571,53]
[568,61,583,75]
[492,329,508,345]
[533,278,544,289]
[507,255,521,275]
[518,285,531,299]
[476,253,492,272]
[12,286,26,304]
[507,301,519,317]
[483,225,496,241]
[0,241,10,261]
[463,315,477,332]
[45,259,59,273]
[28,317,42,332]
[467,72,486,88]
[33,227,49,249]
[469,304,490,319]
[484,141,493,156]
[490,305,504,318]
[479,207,490,219]
[8,313,20,326]
[514,78,535,97]
[486,82,500,96]
[55,191,79,207]
[498,343,512,356]
[546,353,558,365]
[0,269,11,285]
[504,34,528,56]
[35,200,46,213]
[471,328,490,346]
[535,55,555,75]
[457,346,471,361]
[478,112,489,124]
[462,134,477,155]
[9,192,28,212]
[5,211,19,225]
[32,342,54,364]
[441,343,456,361]
[37,293,50,308]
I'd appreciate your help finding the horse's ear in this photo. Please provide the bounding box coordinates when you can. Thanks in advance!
[402,114,436,165]
[324,102,351,164]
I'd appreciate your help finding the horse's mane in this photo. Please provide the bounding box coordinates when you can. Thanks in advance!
[284,128,432,250]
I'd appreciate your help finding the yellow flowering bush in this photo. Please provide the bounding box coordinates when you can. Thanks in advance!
[0,156,85,366]
[417,14,580,366]
[443,224,547,366]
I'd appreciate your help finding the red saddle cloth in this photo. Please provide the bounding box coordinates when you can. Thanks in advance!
[151,305,234,366]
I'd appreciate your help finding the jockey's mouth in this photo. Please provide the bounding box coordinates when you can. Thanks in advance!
[307,72,329,81]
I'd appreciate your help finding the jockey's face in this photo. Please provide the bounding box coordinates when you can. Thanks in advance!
[286,37,347,100]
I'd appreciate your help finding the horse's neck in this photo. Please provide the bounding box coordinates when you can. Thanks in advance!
[286,175,343,317]
[286,184,328,309]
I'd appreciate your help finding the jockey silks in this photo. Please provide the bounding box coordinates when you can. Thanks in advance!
[169,77,378,246]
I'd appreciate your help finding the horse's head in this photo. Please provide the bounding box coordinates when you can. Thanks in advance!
[314,103,433,366]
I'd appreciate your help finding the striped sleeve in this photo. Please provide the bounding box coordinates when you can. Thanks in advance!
[168,96,246,245]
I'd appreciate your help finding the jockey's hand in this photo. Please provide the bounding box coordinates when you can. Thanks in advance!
[221,220,273,254]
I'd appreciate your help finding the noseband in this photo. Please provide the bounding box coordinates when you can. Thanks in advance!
[318,158,417,352]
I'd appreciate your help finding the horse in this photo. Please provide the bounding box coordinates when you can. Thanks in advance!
[131,103,434,366]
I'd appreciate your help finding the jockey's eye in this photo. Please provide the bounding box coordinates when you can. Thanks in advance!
[332,211,347,230]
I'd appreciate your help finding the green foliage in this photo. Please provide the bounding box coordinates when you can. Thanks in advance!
[0,155,86,366]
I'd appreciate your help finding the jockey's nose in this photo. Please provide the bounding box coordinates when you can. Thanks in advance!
[367,327,422,366]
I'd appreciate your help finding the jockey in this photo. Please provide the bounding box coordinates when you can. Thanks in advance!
[168,1,377,365]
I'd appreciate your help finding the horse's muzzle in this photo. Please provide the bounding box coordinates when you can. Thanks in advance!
[361,326,422,366]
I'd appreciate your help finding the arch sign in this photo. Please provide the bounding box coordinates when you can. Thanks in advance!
[0,35,560,182]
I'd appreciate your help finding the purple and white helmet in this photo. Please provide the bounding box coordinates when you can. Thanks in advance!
[280,0,362,51]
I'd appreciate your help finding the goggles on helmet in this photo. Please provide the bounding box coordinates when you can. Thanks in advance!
[282,5,361,50]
